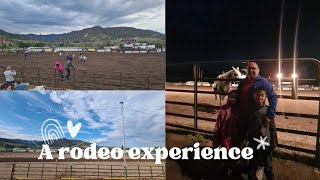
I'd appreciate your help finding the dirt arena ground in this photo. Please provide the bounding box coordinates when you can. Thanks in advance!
[165,84,320,179]
[0,52,165,90]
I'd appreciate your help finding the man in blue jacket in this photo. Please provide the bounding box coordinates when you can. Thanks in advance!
[237,61,277,180]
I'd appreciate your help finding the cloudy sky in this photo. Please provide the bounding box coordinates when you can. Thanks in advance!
[0,0,165,34]
[0,91,165,147]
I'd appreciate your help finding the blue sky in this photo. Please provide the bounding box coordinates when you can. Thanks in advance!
[0,0,165,34]
[0,91,165,147]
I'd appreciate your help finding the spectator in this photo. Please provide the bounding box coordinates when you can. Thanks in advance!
[15,81,30,90]
[0,83,12,90]
[4,66,16,90]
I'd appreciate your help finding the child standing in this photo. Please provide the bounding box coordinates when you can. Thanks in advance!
[213,90,240,149]
[247,87,274,180]
[212,90,241,177]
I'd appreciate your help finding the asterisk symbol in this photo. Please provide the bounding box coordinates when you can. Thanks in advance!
[253,136,270,150]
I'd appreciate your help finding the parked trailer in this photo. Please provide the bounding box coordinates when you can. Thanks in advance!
[54,47,84,52]
[87,48,96,52]
[27,47,53,53]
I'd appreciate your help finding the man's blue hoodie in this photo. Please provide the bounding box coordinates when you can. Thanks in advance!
[238,75,277,119]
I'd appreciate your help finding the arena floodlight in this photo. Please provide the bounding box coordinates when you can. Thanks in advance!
[277,73,282,79]
[291,73,298,79]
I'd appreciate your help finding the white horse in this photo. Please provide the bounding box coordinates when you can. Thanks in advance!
[31,85,47,90]
[212,67,247,106]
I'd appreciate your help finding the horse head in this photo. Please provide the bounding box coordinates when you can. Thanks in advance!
[231,66,243,79]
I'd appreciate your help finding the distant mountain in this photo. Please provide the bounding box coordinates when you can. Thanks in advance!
[24,26,164,42]
[0,137,91,149]
[25,33,60,42]
[0,29,30,40]
[0,137,41,146]
[49,138,91,148]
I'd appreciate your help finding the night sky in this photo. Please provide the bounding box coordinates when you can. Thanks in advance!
[166,0,320,80]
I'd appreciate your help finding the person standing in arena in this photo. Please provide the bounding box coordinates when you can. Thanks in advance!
[24,50,28,61]
[72,52,75,61]
[55,62,64,81]
[65,59,74,80]
[79,53,83,63]
[83,54,87,63]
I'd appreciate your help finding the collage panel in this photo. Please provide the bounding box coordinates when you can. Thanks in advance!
[0,1,165,90]
[166,1,320,180]
[0,91,165,179]
[0,1,166,180]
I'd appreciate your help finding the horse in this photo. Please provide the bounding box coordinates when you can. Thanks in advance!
[212,67,247,106]
[31,85,47,90]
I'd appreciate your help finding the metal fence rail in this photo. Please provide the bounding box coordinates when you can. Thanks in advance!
[166,58,320,165]
[0,65,164,90]
[0,163,165,179]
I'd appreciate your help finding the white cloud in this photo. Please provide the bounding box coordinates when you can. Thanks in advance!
[14,114,32,122]
[0,0,165,34]
[46,91,165,147]
[0,121,42,141]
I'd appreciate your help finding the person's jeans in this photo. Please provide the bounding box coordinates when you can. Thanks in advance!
[66,69,71,79]
[248,150,274,180]
[58,71,64,79]
[6,81,15,90]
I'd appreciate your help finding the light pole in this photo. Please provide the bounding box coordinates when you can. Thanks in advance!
[120,101,127,178]
[1,34,4,52]
[84,33,88,52]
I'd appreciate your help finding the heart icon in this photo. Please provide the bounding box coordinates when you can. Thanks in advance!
[67,120,81,138]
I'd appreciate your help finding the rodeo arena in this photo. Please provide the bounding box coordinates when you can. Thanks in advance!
[165,58,320,179]
[0,45,165,90]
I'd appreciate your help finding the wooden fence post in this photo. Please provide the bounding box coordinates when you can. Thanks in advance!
[162,166,165,177]
[111,165,113,178]
[147,75,150,90]
[41,163,44,178]
[120,72,122,90]
[54,69,57,89]
[73,70,76,89]
[37,67,40,85]
[21,67,24,82]
[98,165,100,178]
[94,72,97,89]
[27,163,30,177]
[10,164,15,180]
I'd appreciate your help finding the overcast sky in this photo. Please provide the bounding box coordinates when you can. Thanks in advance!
[0,0,165,34]
[0,91,165,148]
